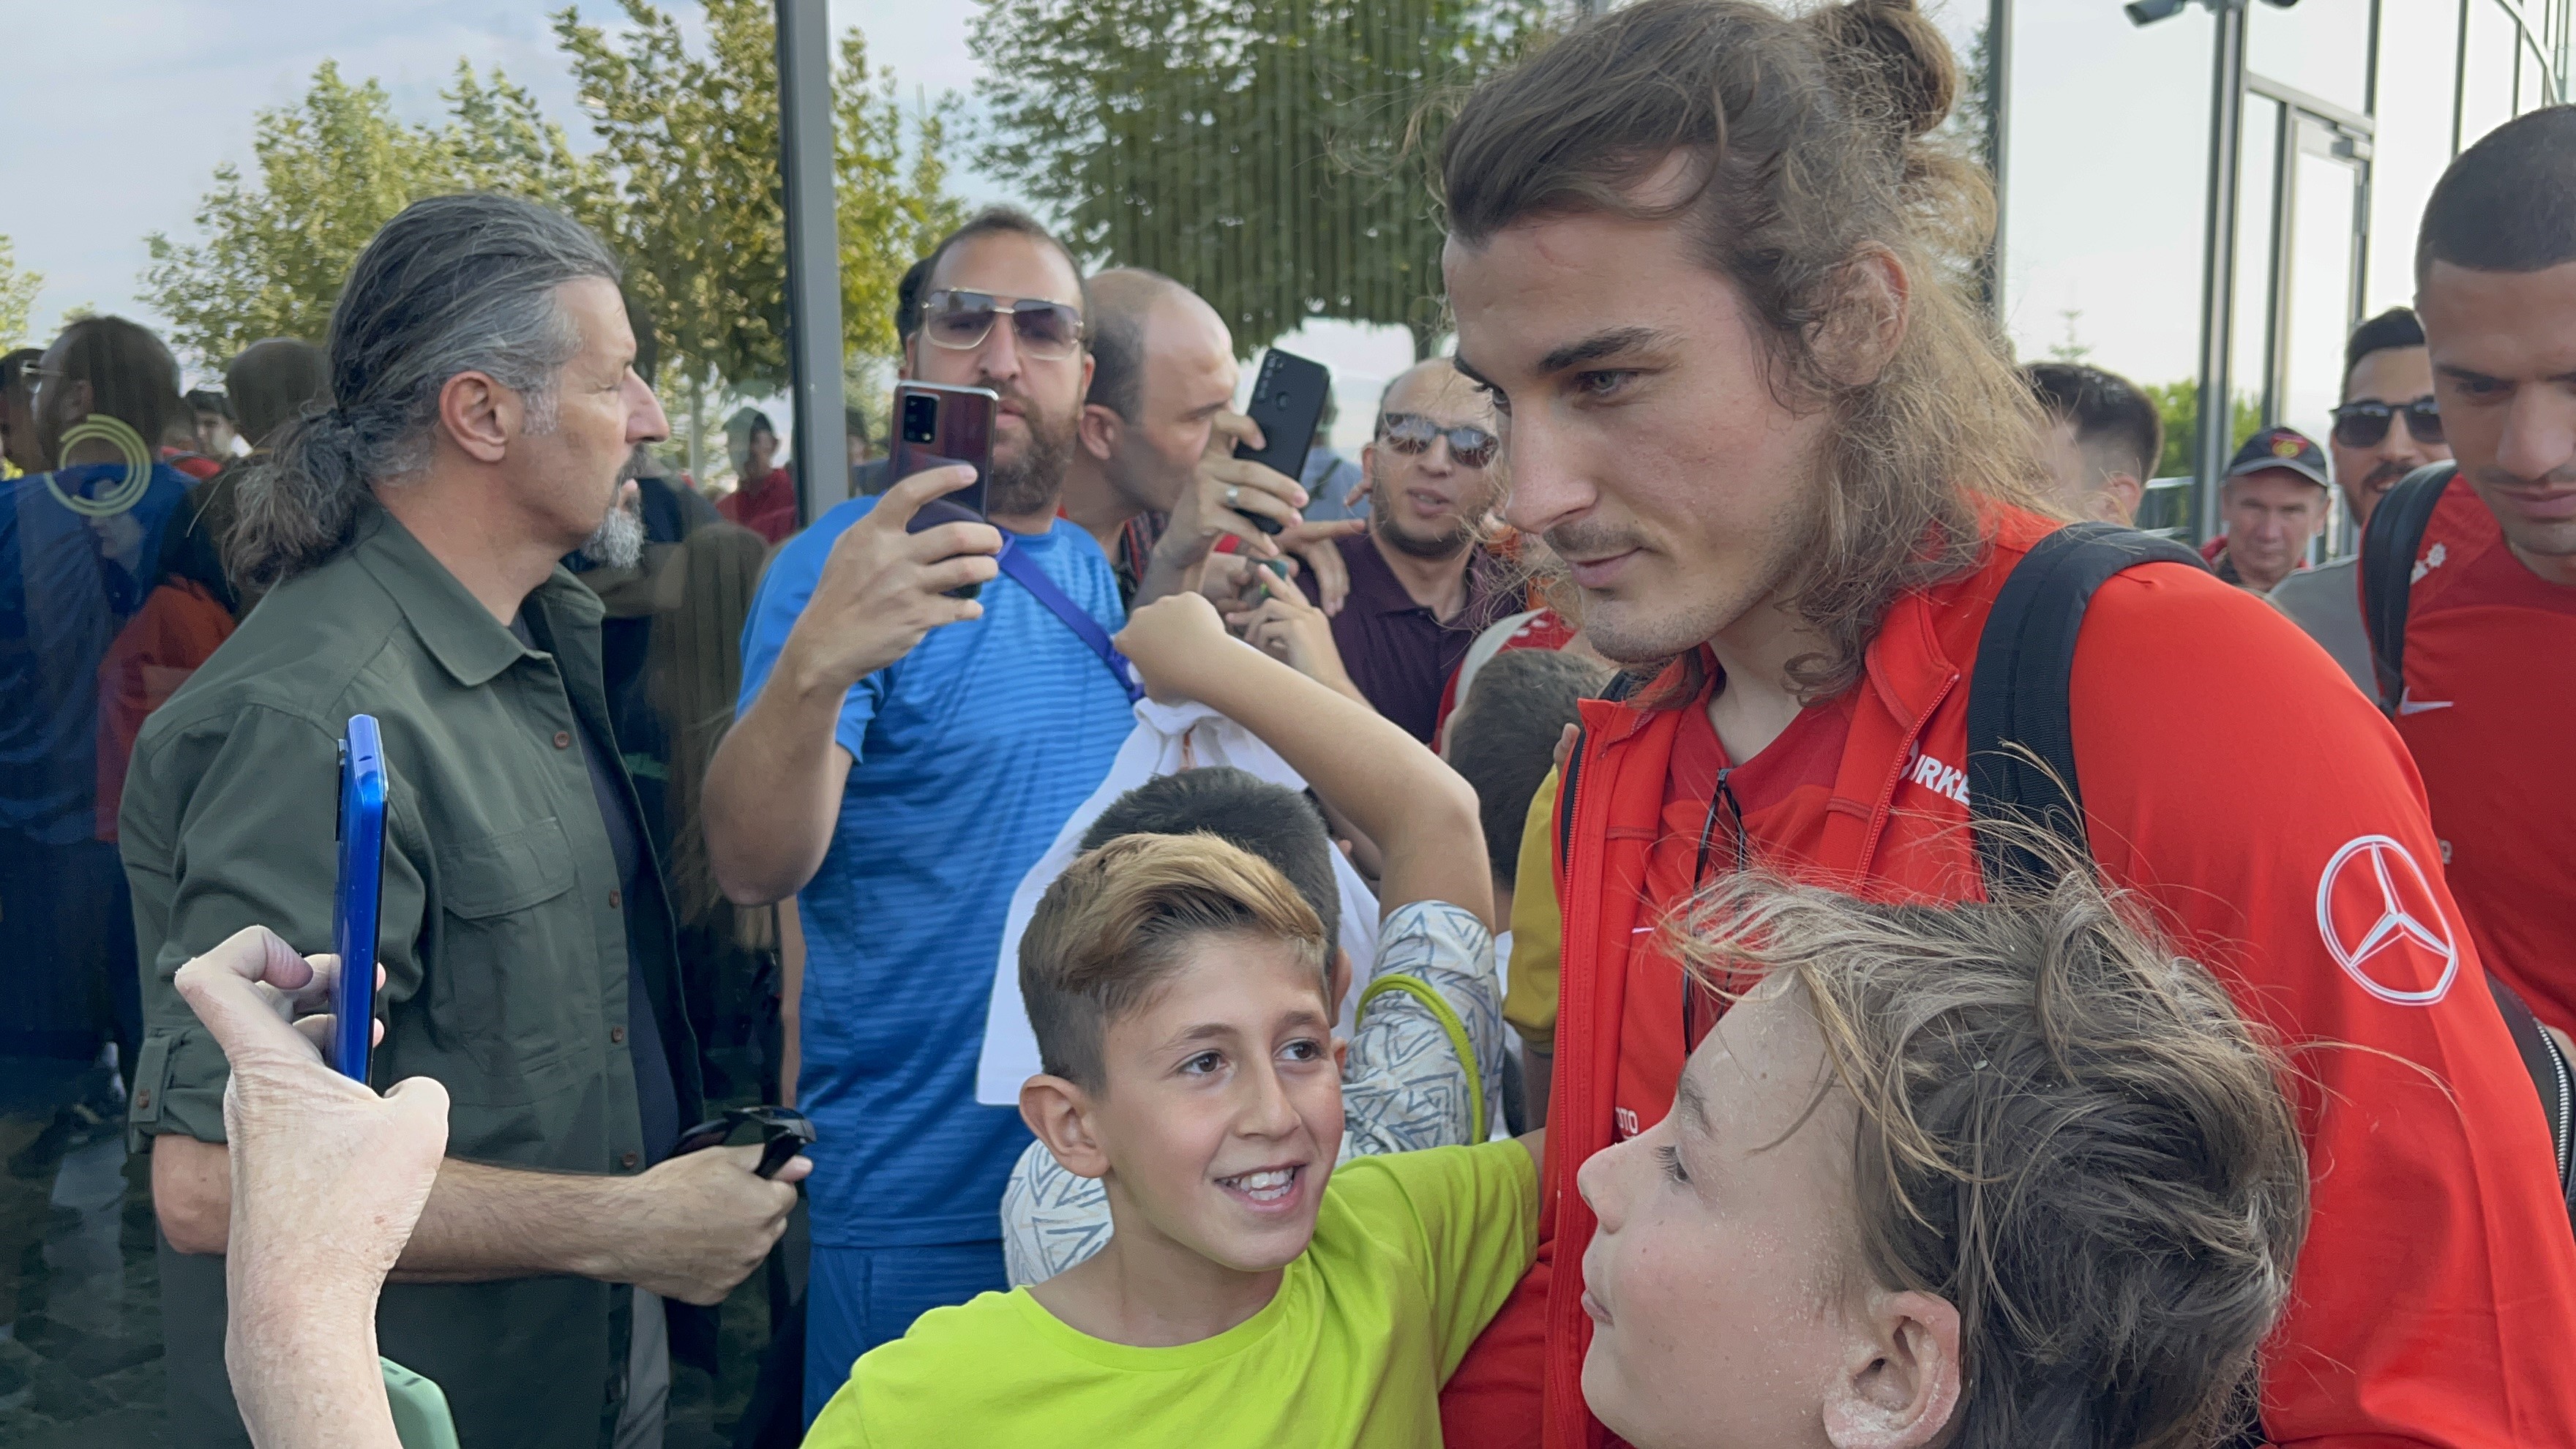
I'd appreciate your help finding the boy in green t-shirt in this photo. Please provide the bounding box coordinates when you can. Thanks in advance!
[805,593,1540,1448]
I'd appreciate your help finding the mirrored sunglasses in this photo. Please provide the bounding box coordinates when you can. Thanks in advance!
[1379,411,1499,468]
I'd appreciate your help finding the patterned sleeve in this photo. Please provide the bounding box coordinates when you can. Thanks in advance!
[1342,899,1504,1156]
[1000,1139,1112,1288]
[996,898,1503,1287]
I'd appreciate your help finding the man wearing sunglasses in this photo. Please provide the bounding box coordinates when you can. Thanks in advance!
[1243,359,1512,743]
[707,206,1141,1423]
[2273,307,2452,691]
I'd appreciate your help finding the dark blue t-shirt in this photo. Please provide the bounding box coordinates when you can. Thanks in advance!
[736,501,1132,1248]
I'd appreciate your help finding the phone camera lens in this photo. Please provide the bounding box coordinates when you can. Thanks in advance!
[902,394,938,443]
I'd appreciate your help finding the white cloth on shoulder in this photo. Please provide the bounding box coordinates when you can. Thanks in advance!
[972,697,1382,1106]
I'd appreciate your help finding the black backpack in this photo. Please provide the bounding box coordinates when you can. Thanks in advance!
[1968,520,2576,1224]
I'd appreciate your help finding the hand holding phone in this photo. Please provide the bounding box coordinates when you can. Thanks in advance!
[330,715,387,1083]
[1231,350,1332,535]
[888,382,998,598]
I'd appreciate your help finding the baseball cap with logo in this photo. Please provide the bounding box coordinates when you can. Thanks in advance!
[2223,426,2331,489]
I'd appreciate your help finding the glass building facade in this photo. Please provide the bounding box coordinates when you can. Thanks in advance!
[1980,0,2572,543]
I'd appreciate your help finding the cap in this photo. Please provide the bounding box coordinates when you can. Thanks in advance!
[2224,426,2330,489]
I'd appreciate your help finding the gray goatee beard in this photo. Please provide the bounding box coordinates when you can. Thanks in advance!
[579,495,645,569]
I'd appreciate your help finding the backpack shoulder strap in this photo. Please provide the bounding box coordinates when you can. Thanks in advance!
[2488,975,2576,1223]
[2359,462,2455,714]
[1966,522,2204,894]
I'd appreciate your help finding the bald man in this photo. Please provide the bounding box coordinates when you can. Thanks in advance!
[1274,359,1514,742]
[1058,268,1363,607]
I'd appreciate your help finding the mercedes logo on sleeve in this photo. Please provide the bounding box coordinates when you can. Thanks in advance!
[2315,834,2460,1006]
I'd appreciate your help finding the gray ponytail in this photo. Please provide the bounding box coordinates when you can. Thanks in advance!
[228,193,619,590]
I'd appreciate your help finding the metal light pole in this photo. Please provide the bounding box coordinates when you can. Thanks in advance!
[776,0,845,529]
[2192,0,2249,544]
[1983,0,2012,322]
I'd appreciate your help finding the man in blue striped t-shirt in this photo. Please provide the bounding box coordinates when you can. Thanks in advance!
[703,207,1136,1422]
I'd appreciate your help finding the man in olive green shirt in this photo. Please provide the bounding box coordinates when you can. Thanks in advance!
[120,195,804,1449]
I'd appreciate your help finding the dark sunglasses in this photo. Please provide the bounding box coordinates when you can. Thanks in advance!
[2329,396,2444,449]
[1378,411,1499,468]
[674,1104,815,1179]
[920,288,1085,361]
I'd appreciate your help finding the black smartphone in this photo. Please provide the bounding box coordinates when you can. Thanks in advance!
[1232,349,1332,535]
[888,381,998,599]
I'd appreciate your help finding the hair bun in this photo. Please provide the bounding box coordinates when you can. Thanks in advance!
[1808,0,1958,141]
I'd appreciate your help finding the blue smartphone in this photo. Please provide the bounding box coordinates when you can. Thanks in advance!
[331,714,388,1083]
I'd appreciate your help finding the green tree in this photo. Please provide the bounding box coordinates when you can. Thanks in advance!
[143,63,441,362]
[140,61,607,366]
[555,0,961,468]
[973,0,1553,358]
[0,237,42,348]
[2143,379,2261,479]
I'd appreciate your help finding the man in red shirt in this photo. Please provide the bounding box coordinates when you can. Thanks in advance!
[1431,4,2576,1447]
[2392,106,2576,1037]
[717,406,797,544]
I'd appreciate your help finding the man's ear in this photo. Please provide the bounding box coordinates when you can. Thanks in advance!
[1822,1289,1961,1449]
[437,370,515,465]
[1019,1074,1112,1181]
[1325,948,1353,1025]
[1811,245,1912,389]
[2097,471,2144,525]
[1078,402,1123,464]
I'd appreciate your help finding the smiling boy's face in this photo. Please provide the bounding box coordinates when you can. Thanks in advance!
[1085,932,1347,1273]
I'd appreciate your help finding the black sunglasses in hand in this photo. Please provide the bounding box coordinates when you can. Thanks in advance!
[1377,411,1500,469]
[2329,396,2444,449]
[674,1104,815,1179]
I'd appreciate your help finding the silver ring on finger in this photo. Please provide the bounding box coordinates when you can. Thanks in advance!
[1225,485,1241,507]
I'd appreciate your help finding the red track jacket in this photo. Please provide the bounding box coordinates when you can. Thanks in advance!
[1442,506,2576,1448]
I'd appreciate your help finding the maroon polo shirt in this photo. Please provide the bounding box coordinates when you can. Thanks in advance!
[1299,531,1513,742]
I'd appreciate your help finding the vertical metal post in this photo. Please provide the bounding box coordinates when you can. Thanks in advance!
[2260,108,2295,429]
[2452,0,2471,156]
[776,0,845,528]
[1984,0,2013,323]
[2193,0,2250,544]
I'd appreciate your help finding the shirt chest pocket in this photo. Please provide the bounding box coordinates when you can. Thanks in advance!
[429,816,599,1095]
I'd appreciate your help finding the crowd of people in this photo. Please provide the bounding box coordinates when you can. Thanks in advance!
[4,0,2575,1446]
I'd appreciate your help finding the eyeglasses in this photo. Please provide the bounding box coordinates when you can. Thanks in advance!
[13,362,63,399]
[2329,396,2444,449]
[674,1104,815,1179]
[1377,411,1499,469]
[919,288,1085,361]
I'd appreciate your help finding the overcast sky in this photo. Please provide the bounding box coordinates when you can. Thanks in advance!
[0,0,2493,445]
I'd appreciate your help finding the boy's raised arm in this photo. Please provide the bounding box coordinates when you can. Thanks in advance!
[1115,594,1493,929]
